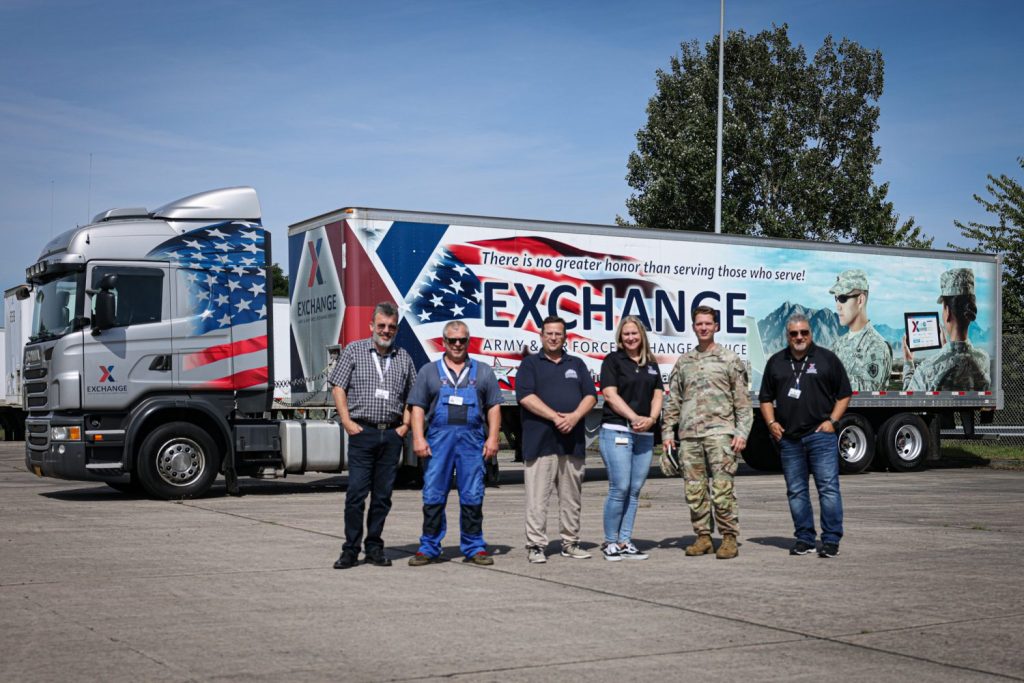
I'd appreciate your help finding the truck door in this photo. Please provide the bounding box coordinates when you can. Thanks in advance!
[82,262,173,409]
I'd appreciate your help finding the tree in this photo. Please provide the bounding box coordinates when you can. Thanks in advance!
[270,263,289,298]
[949,157,1024,324]
[623,24,931,249]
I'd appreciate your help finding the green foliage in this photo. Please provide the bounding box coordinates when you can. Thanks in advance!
[270,263,289,298]
[623,24,931,249]
[949,157,1024,325]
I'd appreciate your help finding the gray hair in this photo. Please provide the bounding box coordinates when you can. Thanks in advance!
[786,313,810,328]
[443,320,469,337]
[373,301,399,320]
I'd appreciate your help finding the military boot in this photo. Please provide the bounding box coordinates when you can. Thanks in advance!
[716,534,738,560]
[685,535,714,556]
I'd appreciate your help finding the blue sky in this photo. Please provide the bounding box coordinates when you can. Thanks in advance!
[1,0,1021,294]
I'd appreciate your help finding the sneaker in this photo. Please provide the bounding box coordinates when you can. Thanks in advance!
[789,540,816,556]
[408,552,436,566]
[528,546,547,564]
[601,542,623,562]
[619,542,649,560]
[560,543,592,559]
[818,543,840,558]
[467,551,494,566]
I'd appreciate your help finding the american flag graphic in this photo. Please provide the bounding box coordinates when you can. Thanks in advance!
[148,221,269,390]
[402,247,482,325]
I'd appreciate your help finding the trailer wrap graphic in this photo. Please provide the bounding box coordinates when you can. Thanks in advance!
[289,218,999,399]
[148,221,270,391]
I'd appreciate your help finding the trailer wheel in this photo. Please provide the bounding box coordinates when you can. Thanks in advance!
[743,415,781,472]
[878,413,929,472]
[836,414,875,474]
[137,422,220,499]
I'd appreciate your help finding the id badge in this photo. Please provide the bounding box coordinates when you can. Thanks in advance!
[788,387,802,399]
[448,395,464,406]
[614,436,629,446]
[374,387,390,400]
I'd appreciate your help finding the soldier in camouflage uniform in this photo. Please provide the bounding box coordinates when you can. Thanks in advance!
[828,269,892,392]
[662,306,752,560]
[903,268,991,391]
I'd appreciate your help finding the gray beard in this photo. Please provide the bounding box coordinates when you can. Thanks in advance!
[372,332,395,350]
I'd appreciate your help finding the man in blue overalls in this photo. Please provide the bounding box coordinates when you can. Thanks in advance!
[407,321,503,565]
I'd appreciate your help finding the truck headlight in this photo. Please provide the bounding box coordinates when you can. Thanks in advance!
[50,426,82,441]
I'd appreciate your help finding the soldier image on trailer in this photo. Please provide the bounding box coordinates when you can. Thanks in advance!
[903,268,991,392]
[828,269,892,392]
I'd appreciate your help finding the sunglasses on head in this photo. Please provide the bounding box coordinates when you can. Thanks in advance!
[445,337,469,345]
[834,293,859,304]
[788,329,811,338]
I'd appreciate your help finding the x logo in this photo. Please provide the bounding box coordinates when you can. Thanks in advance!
[306,238,324,288]
[99,365,115,383]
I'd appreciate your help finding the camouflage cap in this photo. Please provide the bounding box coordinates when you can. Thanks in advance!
[937,267,975,302]
[828,269,869,295]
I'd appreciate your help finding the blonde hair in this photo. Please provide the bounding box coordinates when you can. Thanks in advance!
[616,315,653,366]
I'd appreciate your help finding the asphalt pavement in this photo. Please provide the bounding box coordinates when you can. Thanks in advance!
[2,441,1022,682]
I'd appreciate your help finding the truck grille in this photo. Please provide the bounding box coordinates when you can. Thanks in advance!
[26,422,48,449]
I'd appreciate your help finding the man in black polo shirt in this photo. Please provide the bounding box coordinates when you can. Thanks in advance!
[759,313,851,558]
[329,302,416,569]
[516,316,598,563]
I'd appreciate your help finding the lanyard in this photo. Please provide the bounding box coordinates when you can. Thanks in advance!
[443,361,468,388]
[789,357,809,389]
[372,351,392,384]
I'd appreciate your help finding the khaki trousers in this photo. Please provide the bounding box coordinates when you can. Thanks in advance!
[524,454,585,549]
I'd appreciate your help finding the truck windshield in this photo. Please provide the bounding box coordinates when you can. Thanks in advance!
[30,273,80,342]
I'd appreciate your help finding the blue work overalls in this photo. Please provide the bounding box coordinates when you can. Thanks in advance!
[418,358,487,558]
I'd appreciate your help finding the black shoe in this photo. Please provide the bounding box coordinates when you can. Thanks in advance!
[818,543,840,558]
[333,552,358,569]
[789,540,816,556]
[364,551,392,567]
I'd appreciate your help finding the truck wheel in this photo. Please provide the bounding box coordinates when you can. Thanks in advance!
[836,413,875,474]
[878,413,929,472]
[137,422,220,499]
[743,416,781,471]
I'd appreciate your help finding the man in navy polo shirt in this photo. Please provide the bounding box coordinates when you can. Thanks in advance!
[759,313,852,559]
[516,316,598,563]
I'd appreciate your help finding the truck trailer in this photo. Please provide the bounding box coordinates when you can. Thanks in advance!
[24,187,1002,498]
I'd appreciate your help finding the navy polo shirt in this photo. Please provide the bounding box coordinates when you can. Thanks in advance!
[758,343,852,439]
[515,351,597,459]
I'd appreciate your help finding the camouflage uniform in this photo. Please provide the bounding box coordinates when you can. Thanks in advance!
[828,269,892,391]
[833,322,893,392]
[663,345,752,537]
[903,267,991,392]
[903,341,990,391]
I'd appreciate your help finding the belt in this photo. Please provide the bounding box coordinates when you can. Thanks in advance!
[355,419,402,430]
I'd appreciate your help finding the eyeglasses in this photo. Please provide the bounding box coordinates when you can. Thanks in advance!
[835,293,860,304]
[444,337,469,345]
[788,329,811,338]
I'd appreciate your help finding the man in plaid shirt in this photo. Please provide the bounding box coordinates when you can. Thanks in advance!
[330,302,416,569]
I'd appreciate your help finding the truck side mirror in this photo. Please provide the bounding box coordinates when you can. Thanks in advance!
[91,274,118,333]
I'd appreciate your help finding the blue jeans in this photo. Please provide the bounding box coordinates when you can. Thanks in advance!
[599,427,654,544]
[778,431,843,545]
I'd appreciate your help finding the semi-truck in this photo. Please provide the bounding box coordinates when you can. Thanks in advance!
[24,187,1002,498]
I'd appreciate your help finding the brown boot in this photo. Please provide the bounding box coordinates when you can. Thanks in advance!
[685,535,714,556]
[716,534,738,560]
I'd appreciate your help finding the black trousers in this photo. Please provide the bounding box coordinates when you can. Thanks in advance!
[342,427,403,555]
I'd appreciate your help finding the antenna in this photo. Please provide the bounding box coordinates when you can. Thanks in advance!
[51,180,55,236]
[87,152,93,223]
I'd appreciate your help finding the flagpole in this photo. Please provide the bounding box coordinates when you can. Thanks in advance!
[714,0,725,234]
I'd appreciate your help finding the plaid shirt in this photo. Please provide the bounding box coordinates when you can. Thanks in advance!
[328,338,416,424]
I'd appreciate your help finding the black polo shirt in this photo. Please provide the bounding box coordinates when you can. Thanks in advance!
[599,350,662,427]
[516,351,598,459]
[758,343,852,439]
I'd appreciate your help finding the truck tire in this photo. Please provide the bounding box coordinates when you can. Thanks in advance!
[878,413,929,472]
[743,416,781,471]
[836,413,875,474]
[136,422,220,499]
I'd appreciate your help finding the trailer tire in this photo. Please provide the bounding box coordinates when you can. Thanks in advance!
[136,422,220,499]
[836,414,875,474]
[878,413,929,472]
[743,416,781,472]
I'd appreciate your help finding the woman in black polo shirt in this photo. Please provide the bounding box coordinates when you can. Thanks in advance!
[598,316,664,561]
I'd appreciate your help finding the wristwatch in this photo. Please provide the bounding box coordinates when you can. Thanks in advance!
[829,418,839,428]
